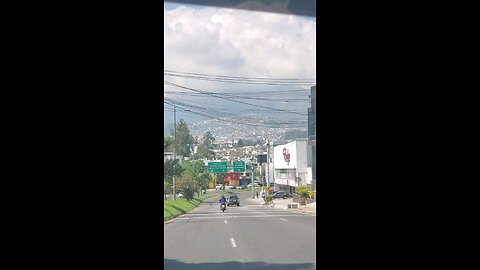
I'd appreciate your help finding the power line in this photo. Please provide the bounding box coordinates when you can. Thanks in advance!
[164,95,308,123]
[165,85,310,95]
[164,81,308,116]
[164,91,309,102]
[164,100,306,128]
[164,69,315,81]
[164,70,315,86]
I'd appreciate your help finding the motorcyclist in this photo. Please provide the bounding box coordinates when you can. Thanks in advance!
[219,195,227,209]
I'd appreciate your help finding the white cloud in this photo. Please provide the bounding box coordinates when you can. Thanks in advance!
[164,5,316,91]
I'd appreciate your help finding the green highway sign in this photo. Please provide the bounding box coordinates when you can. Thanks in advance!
[233,161,245,172]
[208,162,228,173]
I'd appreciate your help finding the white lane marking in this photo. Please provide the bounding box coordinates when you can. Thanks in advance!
[230,238,237,248]
[224,220,228,224]
[280,218,288,221]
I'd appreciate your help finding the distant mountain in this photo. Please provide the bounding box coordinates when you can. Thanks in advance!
[164,111,309,142]
[187,113,307,143]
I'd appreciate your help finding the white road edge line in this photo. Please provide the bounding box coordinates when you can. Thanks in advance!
[230,238,237,248]
[280,218,288,221]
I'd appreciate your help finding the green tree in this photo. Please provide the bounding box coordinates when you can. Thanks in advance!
[164,180,172,200]
[181,160,211,196]
[193,132,215,160]
[164,136,174,152]
[216,172,229,185]
[296,185,310,205]
[265,194,273,205]
[170,119,194,157]
[164,159,183,185]
[197,172,212,196]
[237,139,244,147]
[176,172,197,200]
[236,138,264,147]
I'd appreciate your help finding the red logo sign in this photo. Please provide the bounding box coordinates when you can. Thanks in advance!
[283,148,290,166]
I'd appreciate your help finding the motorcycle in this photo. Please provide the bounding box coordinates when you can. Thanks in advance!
[220,203,226,212]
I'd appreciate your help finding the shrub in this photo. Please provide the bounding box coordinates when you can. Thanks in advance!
[265,194,273,203]
[299,189,309,198]
[308,191,316,199]
[296,185,309,198]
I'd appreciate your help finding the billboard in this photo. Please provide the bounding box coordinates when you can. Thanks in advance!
[274,141,298,169]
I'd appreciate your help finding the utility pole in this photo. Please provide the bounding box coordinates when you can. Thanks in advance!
[173,105,176,200]
[251,161,255,199]
[266,140,269,189]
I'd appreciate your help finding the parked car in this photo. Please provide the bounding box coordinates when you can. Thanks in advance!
[227,195,240,206]
[216,184,223,190]
[230,185,236,189]
[272,191,289,199]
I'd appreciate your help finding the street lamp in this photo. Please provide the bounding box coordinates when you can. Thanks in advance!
[173,105,177,200]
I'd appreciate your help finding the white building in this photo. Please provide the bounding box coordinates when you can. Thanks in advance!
[164,152,184,163]
[273,140,312,193]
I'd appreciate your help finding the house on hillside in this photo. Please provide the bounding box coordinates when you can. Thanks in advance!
[164,152,184,163]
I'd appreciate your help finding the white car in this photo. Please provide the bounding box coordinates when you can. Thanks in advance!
[216,184,223,190]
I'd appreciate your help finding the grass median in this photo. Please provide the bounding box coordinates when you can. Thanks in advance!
[164,194,217,222]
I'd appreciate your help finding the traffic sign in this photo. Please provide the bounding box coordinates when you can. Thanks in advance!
[233,161,245,172]
[208,162,228,172]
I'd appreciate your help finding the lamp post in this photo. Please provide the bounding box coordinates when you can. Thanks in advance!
[173,105,177,200]
[172,106,190,200]
[251,161,255,199]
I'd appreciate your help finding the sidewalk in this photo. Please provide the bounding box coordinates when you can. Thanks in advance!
[247,197,316,215]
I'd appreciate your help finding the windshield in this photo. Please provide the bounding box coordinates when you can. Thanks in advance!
[164,1,316,269]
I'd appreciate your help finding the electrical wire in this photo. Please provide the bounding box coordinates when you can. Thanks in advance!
[164,100,306,128]
[164,81,308,116]
[164,69,315,85]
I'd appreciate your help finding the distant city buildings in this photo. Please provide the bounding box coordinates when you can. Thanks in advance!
[164,152,184,163]
[165,85,316,193]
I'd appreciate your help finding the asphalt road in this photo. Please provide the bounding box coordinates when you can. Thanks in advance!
[164,191,316,270]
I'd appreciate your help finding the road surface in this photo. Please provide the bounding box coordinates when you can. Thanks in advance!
[164,191,316,270]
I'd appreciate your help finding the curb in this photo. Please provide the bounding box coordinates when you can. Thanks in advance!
[283,207,316,216]
[164,195,216,224]
[294,209,316,216]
